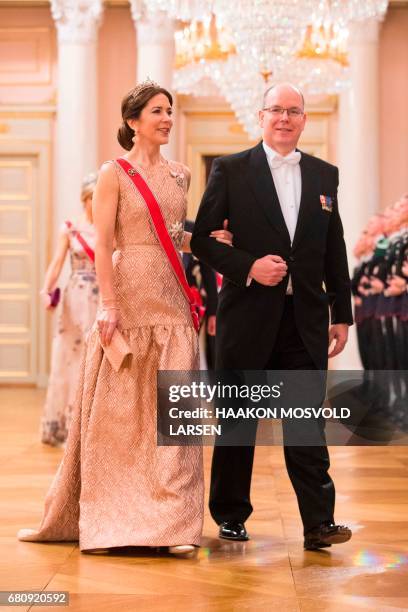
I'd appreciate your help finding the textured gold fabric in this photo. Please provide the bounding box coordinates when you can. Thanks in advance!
[19,159,204,550]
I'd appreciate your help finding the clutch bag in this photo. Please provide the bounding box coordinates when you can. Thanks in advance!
[49,287,61,308]
[100,328,132,372]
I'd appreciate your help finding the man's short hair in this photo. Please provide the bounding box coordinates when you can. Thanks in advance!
[262,83,305,110]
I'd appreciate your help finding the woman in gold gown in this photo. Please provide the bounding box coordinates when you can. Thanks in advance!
[18,81,232,555]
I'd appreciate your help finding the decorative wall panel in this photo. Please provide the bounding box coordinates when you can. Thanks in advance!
[0,295,30,333]
[0,340,30,378]
[0,27,52,85]
[0,154,37,382]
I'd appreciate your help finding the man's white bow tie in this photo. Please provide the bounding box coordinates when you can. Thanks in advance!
[270,151,301,169]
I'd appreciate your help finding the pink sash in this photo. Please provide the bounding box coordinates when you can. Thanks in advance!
[116,157,200,333]
[65,220,95,263]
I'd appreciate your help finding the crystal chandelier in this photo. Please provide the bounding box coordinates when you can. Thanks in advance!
[213,0,316,80]
[212,54,266,139]
[328,0,388,22]
[137,0,388,24]
[172,2,352,138]
[140,0,388,137]
[132,0,212,21]
[297,23,349,66]
[213,0,387,76]
[174,14,235,68]
[209,52,351,140]
[291,0,351,97]
[173,13,235,97]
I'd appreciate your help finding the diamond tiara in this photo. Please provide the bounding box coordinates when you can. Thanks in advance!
[131,77,161,99]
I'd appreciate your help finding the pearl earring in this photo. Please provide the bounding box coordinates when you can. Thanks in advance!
[132,129,138,144]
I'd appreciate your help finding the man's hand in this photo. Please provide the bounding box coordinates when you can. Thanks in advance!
[328,323,349,358]
[249,255,287,286]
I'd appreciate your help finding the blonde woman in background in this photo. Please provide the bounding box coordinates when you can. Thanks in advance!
[40,173,99,446]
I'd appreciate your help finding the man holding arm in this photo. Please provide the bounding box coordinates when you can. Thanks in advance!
[191,83,353,550]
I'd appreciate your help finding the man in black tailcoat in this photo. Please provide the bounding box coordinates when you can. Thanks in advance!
[191,83,354,550]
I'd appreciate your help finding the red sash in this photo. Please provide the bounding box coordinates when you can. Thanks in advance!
[65,220,95,263]
[189,285,206,324]
[116,157,200,333]
[216,271,223,291]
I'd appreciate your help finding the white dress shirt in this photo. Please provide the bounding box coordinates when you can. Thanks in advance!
[261,141,302,294]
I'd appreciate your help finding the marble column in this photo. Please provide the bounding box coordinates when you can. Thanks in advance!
[335,19,381,369]
[50,0,103,238]
[130,4,177,159]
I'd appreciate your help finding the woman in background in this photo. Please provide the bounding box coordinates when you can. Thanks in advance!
[40,173,99,446]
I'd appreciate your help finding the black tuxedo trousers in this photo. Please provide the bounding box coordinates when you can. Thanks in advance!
[209,297,335,534]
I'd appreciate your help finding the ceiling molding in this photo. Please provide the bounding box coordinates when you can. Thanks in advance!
[389,0,408,7]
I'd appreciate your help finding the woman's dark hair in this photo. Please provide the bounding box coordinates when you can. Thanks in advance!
[117,83,173,150]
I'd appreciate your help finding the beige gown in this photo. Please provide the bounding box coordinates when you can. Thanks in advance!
[19,158,204,550]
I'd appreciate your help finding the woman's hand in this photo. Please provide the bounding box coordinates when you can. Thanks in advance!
[97,307,119,345]
[41,230,69,311]
[40,291,54,310]
[370,277,384,294]
[211,219,233,247]
[358,284,371,296]
[207,315,216,336]
[40,290,53,310]
[385,276,407,296]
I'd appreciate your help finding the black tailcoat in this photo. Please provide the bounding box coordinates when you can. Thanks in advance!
[191,142,353,370]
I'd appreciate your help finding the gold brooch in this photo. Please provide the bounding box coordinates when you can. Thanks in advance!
[128,168,137,176]
[168,221,184,246]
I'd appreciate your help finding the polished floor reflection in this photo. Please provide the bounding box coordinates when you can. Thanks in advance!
[1,388,408,611]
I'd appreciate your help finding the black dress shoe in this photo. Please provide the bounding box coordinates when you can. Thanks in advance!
[304,522,352,550]
[219,521,249,541]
